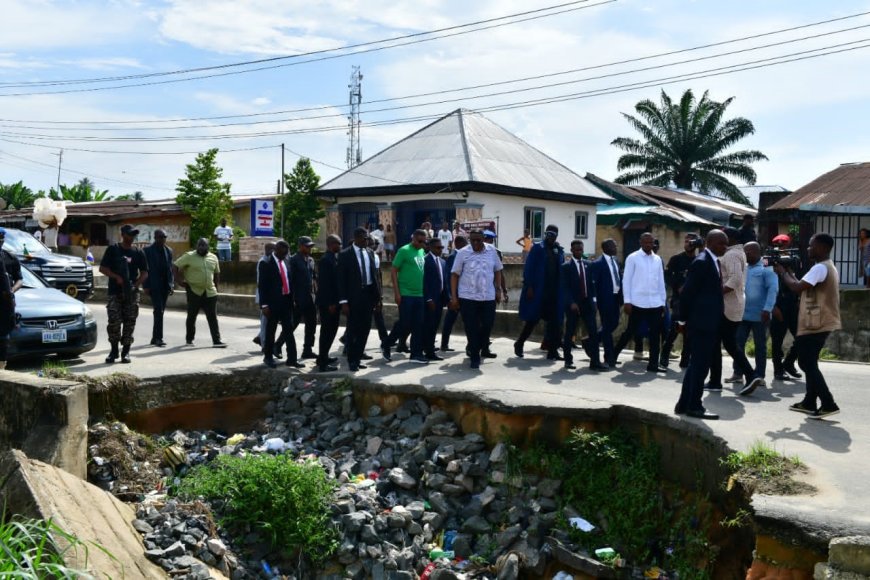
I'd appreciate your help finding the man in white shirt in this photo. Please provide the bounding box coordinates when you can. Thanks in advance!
[614,233,667,372]
[370,223,385,258]
[437,222,453,257]
[213,218,233,262]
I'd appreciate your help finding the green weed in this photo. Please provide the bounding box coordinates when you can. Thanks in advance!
[722,440,802,479]
[40,359,71,379]
[173,454,339,565]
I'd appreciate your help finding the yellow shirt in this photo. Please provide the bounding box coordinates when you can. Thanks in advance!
[174,250,220,297]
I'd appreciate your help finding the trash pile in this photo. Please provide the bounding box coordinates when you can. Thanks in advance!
[87,377,687,578]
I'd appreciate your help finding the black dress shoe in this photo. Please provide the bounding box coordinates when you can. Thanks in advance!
[546,353,564,361]
[783,365,803,379]
[264,358,277,368]
[686,409,719,420]
[328,357,339,364]
[646,365,667,373]
[286,361,305,369]
[273,350,283,359]
[426,354,445,361]
[674,405,685,415]
[253,336,262,345]
[361,353,373,360]
[395,343,409,353]
[356,363,368,369]
[513,341,524,358]
[774,372,788,381]
[318,364,338,372]
[481,350,497,359]
[349,364,359,372]
[301,351,318,359]
[564,362,576,370]
[213,341,228,348]
[441,345,455,352]
[589,362,609,371]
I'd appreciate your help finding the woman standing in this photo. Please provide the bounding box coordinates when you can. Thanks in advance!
[860,228,870,288]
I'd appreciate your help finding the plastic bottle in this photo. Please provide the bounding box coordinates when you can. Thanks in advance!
[429,548,454,560]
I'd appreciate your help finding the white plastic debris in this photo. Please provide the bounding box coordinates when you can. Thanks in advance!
[568,517,595,532]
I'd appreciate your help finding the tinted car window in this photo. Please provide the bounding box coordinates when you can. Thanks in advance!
[3,229,50,256]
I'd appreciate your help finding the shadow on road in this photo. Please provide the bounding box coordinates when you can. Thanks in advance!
[766,420,852,454]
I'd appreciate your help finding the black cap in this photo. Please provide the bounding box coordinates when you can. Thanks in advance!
[297,235,315,247]
[120,224,140,237]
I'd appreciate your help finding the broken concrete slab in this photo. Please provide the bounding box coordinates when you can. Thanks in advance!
[0,449,165,578]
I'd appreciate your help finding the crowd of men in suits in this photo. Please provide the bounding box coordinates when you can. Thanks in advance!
[250,220,843,422]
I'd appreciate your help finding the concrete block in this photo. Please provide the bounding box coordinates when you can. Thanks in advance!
[0,370,87,479]
[0,449,165,578]
[830,536,870,576]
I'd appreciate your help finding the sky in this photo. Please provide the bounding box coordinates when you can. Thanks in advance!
[1,0,870,202]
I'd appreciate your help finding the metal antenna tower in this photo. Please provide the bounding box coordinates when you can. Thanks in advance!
[346,66,363,169]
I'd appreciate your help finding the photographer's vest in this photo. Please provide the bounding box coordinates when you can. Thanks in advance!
[797,259,841,336]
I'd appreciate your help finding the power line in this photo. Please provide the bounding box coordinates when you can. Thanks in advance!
[4,9,869,125]
[4,22,869,134]
[0,1,615,98]
[2,36,869,143]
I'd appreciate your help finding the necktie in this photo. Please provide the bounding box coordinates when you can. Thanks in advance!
[609,256,620,288]
[576,260,587,299]
[278,259,289,295]
[357,247,367,286]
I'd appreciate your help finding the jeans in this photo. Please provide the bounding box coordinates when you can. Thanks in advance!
[709,317,754,385]
[217,248,231,262]
[615,306,663,367]
[388,296,425,357]
[735,320,768,379]
[459,299,496,364]
[185,288,221,343]
[796,332,836,410]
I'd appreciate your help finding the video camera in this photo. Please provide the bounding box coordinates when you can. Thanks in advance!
[688,236,705,250]
[762,247,801,270]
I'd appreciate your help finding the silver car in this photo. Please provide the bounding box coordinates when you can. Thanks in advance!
[7,266,98,360]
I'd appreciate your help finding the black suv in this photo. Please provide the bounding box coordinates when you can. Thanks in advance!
[2,228,94,300]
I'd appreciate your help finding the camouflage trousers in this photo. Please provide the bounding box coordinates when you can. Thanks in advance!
[106,290,140,347]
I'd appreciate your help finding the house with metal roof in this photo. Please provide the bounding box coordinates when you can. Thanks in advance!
[318,108,612,255]
[763,162,870,285]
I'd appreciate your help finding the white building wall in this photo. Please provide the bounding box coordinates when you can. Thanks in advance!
[467,191,598,253]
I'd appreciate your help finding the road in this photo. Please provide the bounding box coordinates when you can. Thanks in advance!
[8,303,870,537]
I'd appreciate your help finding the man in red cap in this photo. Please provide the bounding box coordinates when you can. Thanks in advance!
[769,234,802,381]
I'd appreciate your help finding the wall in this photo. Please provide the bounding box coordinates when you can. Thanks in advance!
[827,289,870,362]
[595,222,700,262]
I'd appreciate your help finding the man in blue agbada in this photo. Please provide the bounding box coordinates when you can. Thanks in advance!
[514,224,565,361]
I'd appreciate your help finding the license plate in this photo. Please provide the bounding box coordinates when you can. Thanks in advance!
[42,329,68,343]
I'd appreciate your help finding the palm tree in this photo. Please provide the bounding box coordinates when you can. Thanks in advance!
[611,89,767,205]
[49,178,112,202]
[115,191,145,201]
[0,181,36,209]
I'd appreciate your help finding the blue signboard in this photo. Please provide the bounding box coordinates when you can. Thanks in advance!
[251,200,274,236]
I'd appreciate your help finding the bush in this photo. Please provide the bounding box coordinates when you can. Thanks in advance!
[0,514,103,577]
[173,454,338,565]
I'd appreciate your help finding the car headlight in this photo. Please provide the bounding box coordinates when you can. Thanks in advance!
[83,307,95,323]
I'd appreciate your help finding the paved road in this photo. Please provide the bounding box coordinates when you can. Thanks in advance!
[10,304,870,536]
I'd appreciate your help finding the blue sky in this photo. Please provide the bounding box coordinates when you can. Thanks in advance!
[2,0,870,201]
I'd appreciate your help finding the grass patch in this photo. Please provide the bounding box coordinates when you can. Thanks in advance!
[0,513,110,577]
[819,348,839,361]
[506,428,717,577]
[40,359,71,379]
[722,440,815,496]
[173,454,339,566]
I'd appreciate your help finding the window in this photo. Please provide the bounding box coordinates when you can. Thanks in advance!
[574,211,589,239]
[524,207,545,240]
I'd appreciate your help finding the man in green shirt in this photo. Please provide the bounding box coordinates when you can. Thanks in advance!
[382,229,428,364]
[173,237,227,347]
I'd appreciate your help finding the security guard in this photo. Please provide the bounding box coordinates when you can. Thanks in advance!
[99,224,148,364]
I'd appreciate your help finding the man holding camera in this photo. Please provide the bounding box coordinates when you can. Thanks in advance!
[775,233,841,419]
[769,234,803,381]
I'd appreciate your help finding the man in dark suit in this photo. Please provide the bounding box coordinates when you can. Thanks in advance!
[675,230,728,420]
[561,240,608,372]
[289,236,318,359]
[423,238,448,361]
[590,238,623,367]
[337,227,382,371]
[258,240,302,369]
[440,235,467,352]
[315,235,341,372]
[143,229,174,347]
[515,224,564,360]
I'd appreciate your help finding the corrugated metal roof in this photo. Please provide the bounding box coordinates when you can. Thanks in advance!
[634,186,756,225]
[319,109,611,203]
[767,162,870,211]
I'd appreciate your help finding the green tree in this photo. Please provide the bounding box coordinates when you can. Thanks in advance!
[175,148,234,247]
[611,89,767,204]
[115,191,145,201]
[49,178,112,202]
[276,158,324,242]
[0,181,36,209]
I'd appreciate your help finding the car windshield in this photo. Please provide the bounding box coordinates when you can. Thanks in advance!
[20,265,48,289]
[2,229,51,256]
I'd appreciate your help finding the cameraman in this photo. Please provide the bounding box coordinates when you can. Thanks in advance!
[660,233,702,368]
[775,233,841,418]
[769,234,802,381]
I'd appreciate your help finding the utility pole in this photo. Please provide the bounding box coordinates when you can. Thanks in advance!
[346,66,363,169]
[52,148,63,194]
[280,143,285,239]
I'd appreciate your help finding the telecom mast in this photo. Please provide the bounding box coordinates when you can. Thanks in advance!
[346,66,363,168]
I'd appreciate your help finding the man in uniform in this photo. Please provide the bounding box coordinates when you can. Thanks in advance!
[99,224,148,363]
